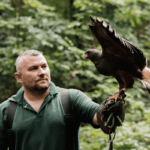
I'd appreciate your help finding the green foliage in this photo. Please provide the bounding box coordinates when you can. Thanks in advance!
[0,0,150,149]
[80,106,150,150]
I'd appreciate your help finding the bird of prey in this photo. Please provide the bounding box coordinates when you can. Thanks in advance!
[83,16,150,102]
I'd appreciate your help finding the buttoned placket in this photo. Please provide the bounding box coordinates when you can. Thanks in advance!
[21,93,56,117]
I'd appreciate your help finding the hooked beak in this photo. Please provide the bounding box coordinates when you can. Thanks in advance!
[83,54,88,59]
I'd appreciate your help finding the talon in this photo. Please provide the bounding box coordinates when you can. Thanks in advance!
[107,88,126,103]
[107,92,123,103]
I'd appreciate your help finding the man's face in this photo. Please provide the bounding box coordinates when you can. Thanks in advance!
[19,54,51,92]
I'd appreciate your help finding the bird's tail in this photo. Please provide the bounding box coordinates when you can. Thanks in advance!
[141,67,150,94]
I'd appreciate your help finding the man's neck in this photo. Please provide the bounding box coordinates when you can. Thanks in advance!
[23,87,50,102]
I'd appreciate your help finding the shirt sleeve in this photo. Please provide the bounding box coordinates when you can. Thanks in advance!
[0,101,9,150]
[68,89,100,126]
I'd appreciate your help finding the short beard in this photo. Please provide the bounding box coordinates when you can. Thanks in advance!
[25,82,51,95]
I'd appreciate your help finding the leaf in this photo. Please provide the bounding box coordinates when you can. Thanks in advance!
[0,2,14,11]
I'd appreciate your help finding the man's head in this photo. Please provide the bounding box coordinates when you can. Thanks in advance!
[14,50,51,94]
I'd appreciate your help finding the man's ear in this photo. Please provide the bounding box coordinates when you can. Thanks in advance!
[14,72,23,83]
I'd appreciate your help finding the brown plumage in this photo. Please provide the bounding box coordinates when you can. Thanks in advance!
[83,16,150,102]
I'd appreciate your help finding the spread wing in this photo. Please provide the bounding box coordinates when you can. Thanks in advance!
[89,16,147,71]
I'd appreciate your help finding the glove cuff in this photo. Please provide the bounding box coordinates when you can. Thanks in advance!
[96,105,116,134]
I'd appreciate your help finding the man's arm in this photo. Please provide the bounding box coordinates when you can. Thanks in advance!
[0,101,9,150]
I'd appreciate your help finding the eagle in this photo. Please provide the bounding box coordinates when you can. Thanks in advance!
[83,16,150,102]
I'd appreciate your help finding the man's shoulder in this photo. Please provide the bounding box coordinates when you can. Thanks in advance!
[57,87,83,96]
[68,88,88,97]
[67,88,92,103]
[0,87,24,110]
[56,86,80,93]
[0,99,10,110]
[0,94,18,109]
[55,86,91,105]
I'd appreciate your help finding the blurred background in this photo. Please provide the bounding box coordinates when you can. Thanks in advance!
[0,0,150,149]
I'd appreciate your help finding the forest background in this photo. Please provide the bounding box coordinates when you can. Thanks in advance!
[0,0,150,149]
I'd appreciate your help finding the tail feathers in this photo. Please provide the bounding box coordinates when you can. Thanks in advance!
[141,67,150,94]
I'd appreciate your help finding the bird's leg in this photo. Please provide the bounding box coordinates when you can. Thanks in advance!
[107,88,126,103]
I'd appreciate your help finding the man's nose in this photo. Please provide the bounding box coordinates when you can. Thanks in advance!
[38,67,46,75]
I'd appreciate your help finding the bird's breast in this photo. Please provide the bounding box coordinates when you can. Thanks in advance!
[94,58,117,76]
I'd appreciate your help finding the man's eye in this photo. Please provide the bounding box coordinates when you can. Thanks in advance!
[30,67,37,70]
[42,66,46,68]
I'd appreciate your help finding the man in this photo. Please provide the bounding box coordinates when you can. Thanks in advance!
[0,50,123,150]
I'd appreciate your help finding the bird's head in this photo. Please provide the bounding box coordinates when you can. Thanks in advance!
[83,49,94,59]
[83,49,102,60]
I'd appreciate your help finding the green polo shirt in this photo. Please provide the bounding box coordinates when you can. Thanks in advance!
[0,82,99,150]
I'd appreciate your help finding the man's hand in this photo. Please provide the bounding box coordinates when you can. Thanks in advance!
[102,99,125,127]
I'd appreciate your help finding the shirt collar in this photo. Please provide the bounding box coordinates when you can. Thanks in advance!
[9,81,58,103]
[49,82,58,96]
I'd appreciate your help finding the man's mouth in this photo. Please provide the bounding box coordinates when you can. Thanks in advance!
[37,78,47,82]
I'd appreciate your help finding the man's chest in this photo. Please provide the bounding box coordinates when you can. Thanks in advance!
[10,101,67,150]
[25,99,44,112]
[12,98,65,132]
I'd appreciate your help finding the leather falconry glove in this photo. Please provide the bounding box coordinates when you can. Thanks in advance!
[96,89,126,134]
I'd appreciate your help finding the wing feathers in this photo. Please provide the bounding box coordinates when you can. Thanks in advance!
[89,16,147,71]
